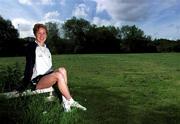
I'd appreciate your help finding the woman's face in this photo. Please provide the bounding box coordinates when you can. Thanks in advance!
[36,27,47,43]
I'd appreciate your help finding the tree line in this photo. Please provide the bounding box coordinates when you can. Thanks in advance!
[0,15,180,56]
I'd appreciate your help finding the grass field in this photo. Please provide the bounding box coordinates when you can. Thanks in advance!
[0,53,180,124]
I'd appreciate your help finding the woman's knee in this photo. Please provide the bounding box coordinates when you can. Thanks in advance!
[58,67,67,74]
[54,72,65,82]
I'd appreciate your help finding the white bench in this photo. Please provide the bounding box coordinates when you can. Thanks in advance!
[0,87,55,101]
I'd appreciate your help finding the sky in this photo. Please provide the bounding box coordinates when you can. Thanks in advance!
[0,0,180,40]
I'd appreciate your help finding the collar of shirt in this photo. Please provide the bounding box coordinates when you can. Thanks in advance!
[35,40,46,48]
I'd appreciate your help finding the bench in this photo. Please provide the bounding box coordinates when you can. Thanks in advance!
[0,87,55,101]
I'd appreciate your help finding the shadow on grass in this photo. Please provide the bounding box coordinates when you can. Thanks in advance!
[71,85,180,124]
[71,85,131,124]
[1,86,179,124]
[141,104,180,124]
[0,96,29,124]
[0,94,62,124]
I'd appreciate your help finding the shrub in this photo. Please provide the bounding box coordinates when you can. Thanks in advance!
[0,62,23,92]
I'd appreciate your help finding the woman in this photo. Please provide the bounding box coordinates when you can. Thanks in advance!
[23,23,86,112]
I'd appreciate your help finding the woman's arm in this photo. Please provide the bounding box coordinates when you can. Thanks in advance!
[23,42,37,87]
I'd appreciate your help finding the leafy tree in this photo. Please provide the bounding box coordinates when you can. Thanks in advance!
[0,15,20,56]
[86,26,120,53]
[120,25,154,52]
[107,26,121,39]
[154,38,177,52]
[62,17,91,53]
[174,40,180,52]
[45,22,61,54]
[0,16,19,41]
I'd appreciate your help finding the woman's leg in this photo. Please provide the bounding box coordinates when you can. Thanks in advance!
[55,67,67,84]
[55,67,70,104]
[36,71,72,100]
[36,68,87,111]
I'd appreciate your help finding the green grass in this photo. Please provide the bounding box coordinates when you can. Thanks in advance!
[0,53,180,124]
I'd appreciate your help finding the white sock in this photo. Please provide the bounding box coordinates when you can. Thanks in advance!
[62,96,67,103]
[62,96,74,104]
[68,98,75,104]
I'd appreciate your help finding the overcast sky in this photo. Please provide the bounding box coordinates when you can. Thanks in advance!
[0,0,180,40]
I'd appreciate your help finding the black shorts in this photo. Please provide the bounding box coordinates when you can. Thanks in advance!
[31,71,54,85]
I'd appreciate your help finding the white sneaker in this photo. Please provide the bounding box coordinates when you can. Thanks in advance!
[62,102,71,112]
[70,101,87,111]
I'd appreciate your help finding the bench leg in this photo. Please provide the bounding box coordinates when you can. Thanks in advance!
[45,91,56,102]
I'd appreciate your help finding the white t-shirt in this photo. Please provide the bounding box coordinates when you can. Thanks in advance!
[31,41,52,79]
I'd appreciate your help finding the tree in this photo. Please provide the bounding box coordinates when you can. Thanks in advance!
[85,26,120,53]
[0,15,20,56]
[62,17,91,53]
[174,40,180,52]
[154,38,176,52]
[120,25,154,52]
[45,22,61,54]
